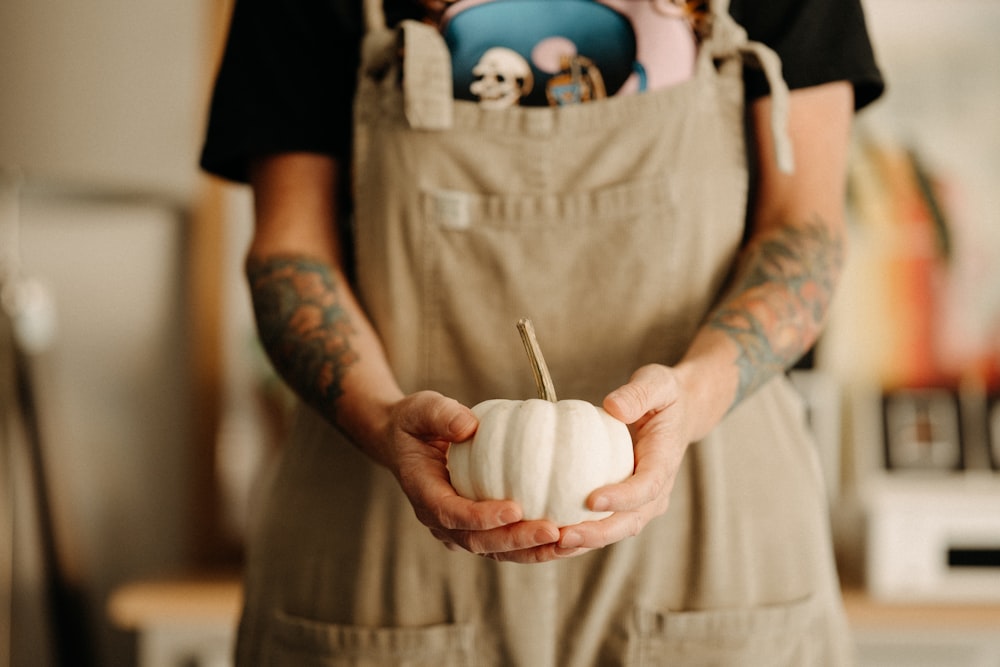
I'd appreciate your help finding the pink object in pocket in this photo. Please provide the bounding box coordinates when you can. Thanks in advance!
[597,0,697,95]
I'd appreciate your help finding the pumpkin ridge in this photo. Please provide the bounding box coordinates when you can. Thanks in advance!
[517,399,557,521]
[477,400,511,502]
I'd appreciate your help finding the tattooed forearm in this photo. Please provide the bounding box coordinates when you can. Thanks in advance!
[708,215,844,408]
[246,255,359,413]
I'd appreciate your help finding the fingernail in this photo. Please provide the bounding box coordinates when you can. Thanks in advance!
[499,508,520,525]
[449,412,475,437]
[591,496,610,512]
[559,532,584,549]
[534,528,558,544]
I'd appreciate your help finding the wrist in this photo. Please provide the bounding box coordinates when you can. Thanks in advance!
[673,337,740,442]
[332,378,405,468]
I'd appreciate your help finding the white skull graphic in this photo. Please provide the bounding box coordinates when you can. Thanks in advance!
[470,47,534,109]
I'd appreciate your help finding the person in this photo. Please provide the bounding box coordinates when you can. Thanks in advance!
[201,0,884,664]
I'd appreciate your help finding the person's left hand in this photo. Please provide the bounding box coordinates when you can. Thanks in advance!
[536,363,694,560]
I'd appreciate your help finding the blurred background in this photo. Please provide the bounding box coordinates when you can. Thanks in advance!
[0,1,998,666]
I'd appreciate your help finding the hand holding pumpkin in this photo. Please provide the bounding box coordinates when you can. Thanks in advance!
[447,320,637,552]
[382,389,564,558]
[555,362,695,554]
[403,319,688,563]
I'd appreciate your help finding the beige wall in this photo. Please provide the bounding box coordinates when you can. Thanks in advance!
[0,0,208,200]
[1,1,216,665]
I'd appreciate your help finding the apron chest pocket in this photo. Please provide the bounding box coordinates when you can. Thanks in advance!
[268,610,477,667]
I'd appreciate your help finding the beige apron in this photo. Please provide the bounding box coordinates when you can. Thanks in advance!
[236,1,853,664]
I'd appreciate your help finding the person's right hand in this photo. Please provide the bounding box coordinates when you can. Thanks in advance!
[381,391,562,563]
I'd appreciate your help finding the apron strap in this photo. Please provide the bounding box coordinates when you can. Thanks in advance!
[743,41,795,174]
[706,8,796,174]
[362,0,386,34]
[399,22,455,130]
[712,0,732,17]
[359,0,453,130]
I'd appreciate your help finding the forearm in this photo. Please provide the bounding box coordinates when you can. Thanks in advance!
[246,254,357,407]
[247,250,405,450]
[675,214,845,440]
[673,82,854,442]
[246,154,405,463]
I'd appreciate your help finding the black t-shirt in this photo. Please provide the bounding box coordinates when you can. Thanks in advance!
[201,0,884,183]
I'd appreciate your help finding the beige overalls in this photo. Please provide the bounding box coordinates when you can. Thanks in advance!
[235,0,854,664]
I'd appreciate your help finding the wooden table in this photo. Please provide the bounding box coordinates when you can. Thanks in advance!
[108,575,242,667]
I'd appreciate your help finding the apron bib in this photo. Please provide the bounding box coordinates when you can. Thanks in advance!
[236,1,852,665]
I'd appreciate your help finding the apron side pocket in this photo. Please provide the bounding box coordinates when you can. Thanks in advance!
[267,609,477,667]
[625,595,824,667]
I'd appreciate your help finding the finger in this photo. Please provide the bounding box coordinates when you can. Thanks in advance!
[430,528,463,551]
[589,464,670,512]
[422,490,525,532]
[443,495,527,531]
[397,391,478,444]
[446,519,560,556]
[398,455,524,531]
[603,364,676,424]
[487,542,593,563]
[550,546,591,559]
[557,511,647,551]
[587,439,673,512]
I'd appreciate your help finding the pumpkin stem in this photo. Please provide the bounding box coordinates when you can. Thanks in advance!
[517,318,558,402]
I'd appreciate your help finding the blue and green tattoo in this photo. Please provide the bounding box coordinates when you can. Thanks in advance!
[246,255,359,413]
[246,218,840,419]
[708,215,844,408]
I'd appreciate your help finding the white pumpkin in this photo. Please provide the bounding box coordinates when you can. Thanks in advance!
[446,319,635,526]
[448,397,634,526]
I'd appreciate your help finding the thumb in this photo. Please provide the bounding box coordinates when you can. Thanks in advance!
[603,364,674,424]
[400,391,478,443]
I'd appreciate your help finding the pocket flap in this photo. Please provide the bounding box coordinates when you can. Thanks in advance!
[270,610,476,666]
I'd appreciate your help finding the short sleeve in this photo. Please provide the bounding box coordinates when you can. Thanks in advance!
[201,0,886,184]
[199,0,364,183]
[729,0,885,110]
